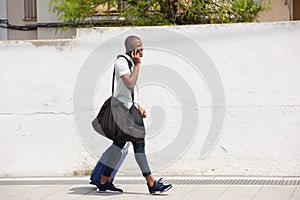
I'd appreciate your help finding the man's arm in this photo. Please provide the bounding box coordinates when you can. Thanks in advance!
[121,52,141,91]
[122,67,146,118]
[137,103,147,118]
[121,52,146,118]
[121,65,140,91]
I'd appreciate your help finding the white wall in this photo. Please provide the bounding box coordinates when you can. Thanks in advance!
[0,0,7,40]
[37,0,60,23]
[0,21,299,177]
[37,0,76,39]
[6,0,37,40]
[259,0,291,22]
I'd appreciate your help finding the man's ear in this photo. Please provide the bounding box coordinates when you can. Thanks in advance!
[127,46,135,53]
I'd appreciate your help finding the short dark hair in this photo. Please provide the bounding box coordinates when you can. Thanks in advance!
[125,36,141,52]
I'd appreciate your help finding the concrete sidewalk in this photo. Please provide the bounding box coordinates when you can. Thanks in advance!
[0,176,299,200]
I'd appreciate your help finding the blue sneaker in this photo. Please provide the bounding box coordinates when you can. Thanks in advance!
[147,178,172,194]
[97,181,123,193]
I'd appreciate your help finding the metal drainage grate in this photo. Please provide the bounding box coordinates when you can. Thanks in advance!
[115,178,300,186]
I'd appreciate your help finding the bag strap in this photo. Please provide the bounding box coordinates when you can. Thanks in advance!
[112,55,134,104]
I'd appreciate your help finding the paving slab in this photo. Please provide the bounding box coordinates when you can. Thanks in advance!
[289,186,300,200]
[253,186,296,200]
[216,185,263,200]
[0,185,41,200]
[180,185,230,200]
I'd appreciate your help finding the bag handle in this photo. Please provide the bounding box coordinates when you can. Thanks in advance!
[112,55,134,104]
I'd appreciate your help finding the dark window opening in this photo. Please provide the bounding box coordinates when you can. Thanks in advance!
[24,0,37,20]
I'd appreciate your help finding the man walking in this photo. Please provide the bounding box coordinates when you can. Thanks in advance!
[98,36,172,194]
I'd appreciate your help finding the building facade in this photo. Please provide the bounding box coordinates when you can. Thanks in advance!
[0,0,76,40]
[0,0,299,40]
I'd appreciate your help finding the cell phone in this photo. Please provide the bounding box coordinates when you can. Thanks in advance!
[130,49,137,56]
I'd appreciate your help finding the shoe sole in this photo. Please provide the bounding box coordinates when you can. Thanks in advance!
[97,189,123,193]
[150,185,173,194]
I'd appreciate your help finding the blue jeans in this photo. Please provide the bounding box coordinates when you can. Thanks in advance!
[102,140,151,177]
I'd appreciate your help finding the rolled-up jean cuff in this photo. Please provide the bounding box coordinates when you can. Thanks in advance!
[142,172,151,177]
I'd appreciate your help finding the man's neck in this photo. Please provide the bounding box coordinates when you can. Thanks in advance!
[125,52,132,58]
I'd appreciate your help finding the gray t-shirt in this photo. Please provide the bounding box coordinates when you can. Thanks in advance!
[114,54,138,109]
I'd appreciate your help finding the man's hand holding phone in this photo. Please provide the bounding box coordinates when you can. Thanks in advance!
[131,49,141,67]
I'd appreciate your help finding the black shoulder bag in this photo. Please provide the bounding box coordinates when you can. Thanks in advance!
[92,55,146,142]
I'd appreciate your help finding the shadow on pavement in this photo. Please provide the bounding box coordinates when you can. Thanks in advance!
[68,186,169,196]
[69,186,120,196]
